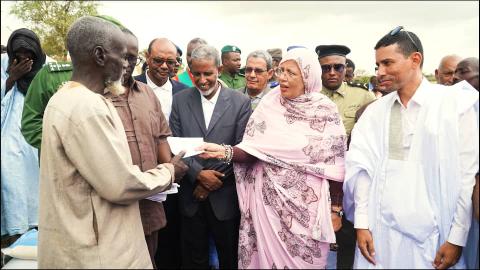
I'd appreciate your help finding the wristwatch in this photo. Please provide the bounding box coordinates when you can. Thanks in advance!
[331,209,344,217]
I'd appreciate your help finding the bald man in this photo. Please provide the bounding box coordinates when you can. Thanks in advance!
[134,38,189,121]
[435,54,462,85]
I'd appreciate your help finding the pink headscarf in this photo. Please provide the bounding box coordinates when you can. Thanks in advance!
[236,47,347,180]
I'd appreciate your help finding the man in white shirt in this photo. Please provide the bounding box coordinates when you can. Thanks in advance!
[343,26,479,269]
[435,54,462,86]
[134,38,188,120]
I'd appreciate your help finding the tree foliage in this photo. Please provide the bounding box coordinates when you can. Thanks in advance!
[10,1,98,60]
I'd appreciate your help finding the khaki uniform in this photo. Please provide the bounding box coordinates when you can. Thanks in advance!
[321,82,375,136]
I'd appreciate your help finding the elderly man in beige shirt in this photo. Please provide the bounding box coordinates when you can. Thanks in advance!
[38,16,187,269]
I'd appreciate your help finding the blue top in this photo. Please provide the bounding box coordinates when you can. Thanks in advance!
[1,53,40,236]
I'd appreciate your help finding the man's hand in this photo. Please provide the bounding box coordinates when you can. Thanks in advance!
[193,184,209,201]
[196,142,225,160]
[170,151,188,182]
[5,58,33,92]
[331,213,342,232]
[433,241,462,269]
[8,58,33,81]
[356,229,376,265]
[196,170,223,191]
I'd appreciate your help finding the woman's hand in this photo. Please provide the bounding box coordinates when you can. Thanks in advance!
[196,143,226,160]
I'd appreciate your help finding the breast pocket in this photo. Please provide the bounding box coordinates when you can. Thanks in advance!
[380,159,438,243]
[150,111,161,143]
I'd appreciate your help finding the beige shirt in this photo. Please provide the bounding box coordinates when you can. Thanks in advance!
[38,82,174,269]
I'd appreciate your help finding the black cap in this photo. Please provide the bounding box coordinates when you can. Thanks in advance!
[315,45,351,58]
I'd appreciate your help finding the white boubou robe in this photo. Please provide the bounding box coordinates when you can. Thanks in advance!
[343,78,479,269]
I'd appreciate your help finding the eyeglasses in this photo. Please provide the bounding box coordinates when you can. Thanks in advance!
[274,68,298,79]
[127,56,142,66]
[389,26,419,52]
[321,64,345,73]
[151,58,177,67]
[176,57,182,65]
[245,67,267,74]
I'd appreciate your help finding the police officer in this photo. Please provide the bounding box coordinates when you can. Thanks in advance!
[316,44,375,269]
[345,58,369,90]
[316,45,375,138]
[219,45,245,90]
[21,61,72,151]
[267,48,282,88]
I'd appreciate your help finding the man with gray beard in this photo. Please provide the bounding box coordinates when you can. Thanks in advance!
[38,16,187,268]
[169,45,251,268]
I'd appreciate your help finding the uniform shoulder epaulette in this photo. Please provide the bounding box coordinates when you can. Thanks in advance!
[347,81,369,91]
[269,81,279,88]
[47,62,73,72]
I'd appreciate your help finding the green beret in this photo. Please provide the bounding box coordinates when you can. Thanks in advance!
[94,15,125,29]
[315,44,351,58]
[221,45,241,54]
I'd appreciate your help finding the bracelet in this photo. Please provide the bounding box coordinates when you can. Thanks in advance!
[221,144,234,165]
[331,209,344,217]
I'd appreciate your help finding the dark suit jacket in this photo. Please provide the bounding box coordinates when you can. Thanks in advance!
[169,85,252,221]
[134,72,189,95]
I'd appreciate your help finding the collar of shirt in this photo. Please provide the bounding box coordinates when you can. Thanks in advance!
[243,85,270,100]
[146,70,173,92]
[394,77,429,109]
[321,82,346,97]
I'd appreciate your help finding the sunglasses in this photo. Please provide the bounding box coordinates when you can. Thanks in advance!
[245,67,267,74]
[321,64,345,73]
[389,26,419,52]
[152,58,177,67]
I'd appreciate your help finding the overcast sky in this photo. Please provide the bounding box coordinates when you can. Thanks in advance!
[1,1,478,75]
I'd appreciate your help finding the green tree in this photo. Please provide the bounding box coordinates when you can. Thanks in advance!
[10,1,98,61]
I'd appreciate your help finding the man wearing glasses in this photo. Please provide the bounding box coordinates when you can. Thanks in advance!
[135,38,188,121]
[343,26,478,269]
[316,44,375,269]
[242,50,274,110]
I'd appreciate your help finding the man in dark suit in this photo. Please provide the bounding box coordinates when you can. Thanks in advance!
[134,37,189,269]
[169,45,252,269]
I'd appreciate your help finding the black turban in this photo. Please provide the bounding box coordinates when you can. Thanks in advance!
[6,28,46,94]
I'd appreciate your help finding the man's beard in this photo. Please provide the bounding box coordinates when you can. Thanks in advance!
[105,79,125,96]
[196,83,218,97]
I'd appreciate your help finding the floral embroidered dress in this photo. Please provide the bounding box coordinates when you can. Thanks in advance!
[233,48,347,269]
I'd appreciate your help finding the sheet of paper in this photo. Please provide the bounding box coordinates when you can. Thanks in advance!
[146,183,180,202]
[167,137,204,158]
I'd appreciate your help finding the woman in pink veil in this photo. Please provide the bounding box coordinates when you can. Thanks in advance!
[198,47,346,269]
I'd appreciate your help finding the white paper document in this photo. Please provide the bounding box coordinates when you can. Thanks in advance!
[146,183,180,202]
[167,137,204,158]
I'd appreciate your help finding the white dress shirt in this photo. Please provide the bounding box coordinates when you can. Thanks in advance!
[146,71,173,121]
[198,85,221,129]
